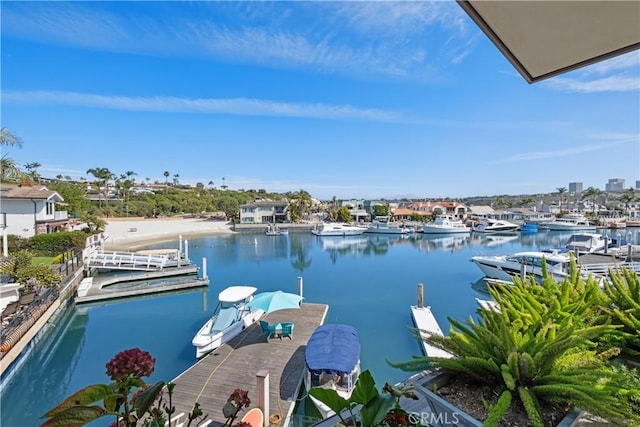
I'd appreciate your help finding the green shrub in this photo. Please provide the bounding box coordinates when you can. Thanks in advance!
[600,268,640,357]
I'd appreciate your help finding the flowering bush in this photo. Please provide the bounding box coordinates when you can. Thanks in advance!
[42,348,206,427]
[106,348,156,382]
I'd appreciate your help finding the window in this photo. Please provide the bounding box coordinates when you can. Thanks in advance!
[46,202,54,215]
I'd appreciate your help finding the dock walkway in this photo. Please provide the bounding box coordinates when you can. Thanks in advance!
[170,302,328,426]
[75,266,206,304]
[410,305,453,359]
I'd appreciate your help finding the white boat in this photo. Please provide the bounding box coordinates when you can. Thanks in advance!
[471,250,572,283]
[473,218,519,233]
[265,224,288,236]
[311,222,366,236]
[305,324,361,419]
[422,216,470,234]
[544,214,596,231]
[363,217,409,235]
[191,285,264,358]
[564,233,609,254]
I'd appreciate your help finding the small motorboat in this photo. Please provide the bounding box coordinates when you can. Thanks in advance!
[304,324,361,419]
[192,285,264,358]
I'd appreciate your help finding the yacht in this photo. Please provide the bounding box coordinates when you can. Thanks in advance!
[422,216,470,234]
[305,324,361,419]
[471,250,572,283]
[564,233,609,255]
[311,222,367,236]
[363,216,409,235]
[544,214,596,231]
[191,286,264,358]
[473,218,519,233]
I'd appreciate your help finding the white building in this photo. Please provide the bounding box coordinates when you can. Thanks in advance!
[239,200,289,224]
[0,183,69,238]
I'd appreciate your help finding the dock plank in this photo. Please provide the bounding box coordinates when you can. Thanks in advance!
[171,303,328,426]
[410,305,453,359]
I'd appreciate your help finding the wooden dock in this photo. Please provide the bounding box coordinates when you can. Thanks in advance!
[410,305,453,359]
[75,266,207,304]
[170,302,328,426]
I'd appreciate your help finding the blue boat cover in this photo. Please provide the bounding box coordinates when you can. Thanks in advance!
[305,324,360,376]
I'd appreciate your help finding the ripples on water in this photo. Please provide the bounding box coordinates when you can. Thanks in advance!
[1,229,638,426]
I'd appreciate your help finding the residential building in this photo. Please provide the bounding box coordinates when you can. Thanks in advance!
[605,178,625,192]
[0,183,69,238]
[568,182,583,195]
[238,201,288,224]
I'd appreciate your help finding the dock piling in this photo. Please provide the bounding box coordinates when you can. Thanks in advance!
[417,283,423,308]
[202,257,208,280]
[297,276,303,298]
[257,369,270,427]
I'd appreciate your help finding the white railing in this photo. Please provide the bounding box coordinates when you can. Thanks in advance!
[86,251,180,271]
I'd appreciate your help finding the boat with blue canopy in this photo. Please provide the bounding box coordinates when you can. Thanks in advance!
[304,324,361,418]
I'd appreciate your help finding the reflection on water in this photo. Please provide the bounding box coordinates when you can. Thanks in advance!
[1,228,638,427]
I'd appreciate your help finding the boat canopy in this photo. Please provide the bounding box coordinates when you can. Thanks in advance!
[305,324,360,376]
[218,286,257,303]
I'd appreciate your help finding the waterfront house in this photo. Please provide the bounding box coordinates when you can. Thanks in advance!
[239,200,289,224]
[0,183,69,238]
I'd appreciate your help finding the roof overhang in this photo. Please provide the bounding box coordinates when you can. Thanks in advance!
[457,1,640,83]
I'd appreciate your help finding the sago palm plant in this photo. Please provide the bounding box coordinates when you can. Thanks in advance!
[390,260,640,426]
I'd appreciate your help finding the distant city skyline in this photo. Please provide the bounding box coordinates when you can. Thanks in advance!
[2,2,638,200]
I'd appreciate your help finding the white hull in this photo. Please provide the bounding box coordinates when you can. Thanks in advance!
[192,308,263,358]
[547,224,597,231]
[471,252,570,283]
[421,225,470,234]
[312,223,366,236]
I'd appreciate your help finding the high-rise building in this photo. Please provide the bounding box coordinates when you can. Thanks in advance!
[636,180,640,190]
[568,182,583,194]
[605,178,625,192]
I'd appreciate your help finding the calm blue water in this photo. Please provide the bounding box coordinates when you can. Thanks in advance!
[1,228,638,426]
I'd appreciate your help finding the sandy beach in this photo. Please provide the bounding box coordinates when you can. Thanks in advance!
[103,217,234,250]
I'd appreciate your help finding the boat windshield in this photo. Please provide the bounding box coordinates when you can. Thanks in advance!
[211,306,239,333]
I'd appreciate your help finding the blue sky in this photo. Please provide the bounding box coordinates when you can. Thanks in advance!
[2,1,639,200]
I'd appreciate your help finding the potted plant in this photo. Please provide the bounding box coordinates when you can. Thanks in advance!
[389,262,640,426]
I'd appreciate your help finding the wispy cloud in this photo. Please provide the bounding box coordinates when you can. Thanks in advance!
[2,90,404,122]
[1,1,469,80]
[488,136,637,164]
[543,52,640,93]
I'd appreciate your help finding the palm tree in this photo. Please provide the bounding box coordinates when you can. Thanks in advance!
[208,180,214,189]
[582,186,602,215]
[556,187,567,213]
[619,188,637,217]
[221,177,227,190]
[86,167,115,208]
[24,162,41,182]
[0,128,23,148]
[0,128,27,182]
[163,171,170,184]
[173,174,180,185]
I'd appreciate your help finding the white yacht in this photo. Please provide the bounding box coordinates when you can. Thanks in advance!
[363,216,409,235]
[544,214,596,231]
[473,218,519,233]
[564,233,609,254]
[471,250,572,283]
[192,286,264,358]
[422,216,470,234]
[312,222,367,236]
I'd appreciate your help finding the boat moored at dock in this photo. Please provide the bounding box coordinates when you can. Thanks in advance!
[305,324,361,419]
[421,215,470,234]
[192,285,264,358]
[311,222,367,236]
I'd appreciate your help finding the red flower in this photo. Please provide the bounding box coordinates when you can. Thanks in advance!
[106,348,156,381]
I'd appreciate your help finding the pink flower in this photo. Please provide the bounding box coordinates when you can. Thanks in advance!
[106,348,156,381]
